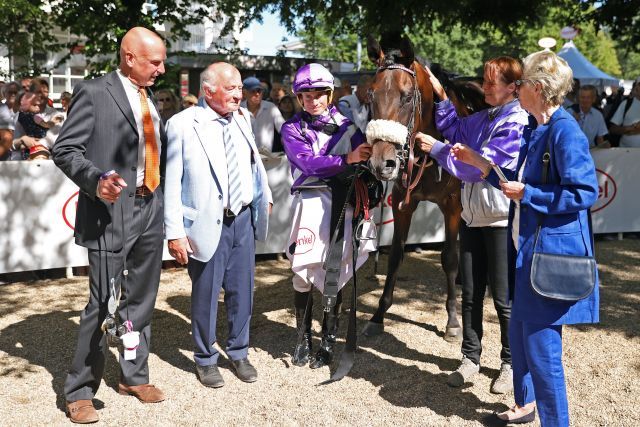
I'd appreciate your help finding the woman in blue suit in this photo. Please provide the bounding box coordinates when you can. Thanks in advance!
[452,51,599,426]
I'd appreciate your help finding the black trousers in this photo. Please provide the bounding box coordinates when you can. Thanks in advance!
[459,223,511,365]
[64,193,164,401]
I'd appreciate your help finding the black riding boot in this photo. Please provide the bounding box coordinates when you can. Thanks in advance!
[310,297,341,369]
[292,291,313,366]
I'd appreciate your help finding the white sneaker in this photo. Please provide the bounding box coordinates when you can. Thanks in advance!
[447,356,480,387]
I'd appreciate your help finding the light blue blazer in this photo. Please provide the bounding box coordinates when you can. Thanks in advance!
[488,107,599,325]
[164,98,272,262]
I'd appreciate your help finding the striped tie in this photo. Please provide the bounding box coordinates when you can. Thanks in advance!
[221,116,242,215]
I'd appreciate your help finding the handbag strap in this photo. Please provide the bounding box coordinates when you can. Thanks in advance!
[532,135,552,252]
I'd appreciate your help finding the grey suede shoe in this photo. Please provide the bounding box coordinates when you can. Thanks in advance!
[447,356,480,387]
[491,363,513,394]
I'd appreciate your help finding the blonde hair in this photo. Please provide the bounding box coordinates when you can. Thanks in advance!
[522,51,573,107]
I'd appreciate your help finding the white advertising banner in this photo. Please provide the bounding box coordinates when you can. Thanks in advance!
[590,148,640,233]
[2,149,637,273]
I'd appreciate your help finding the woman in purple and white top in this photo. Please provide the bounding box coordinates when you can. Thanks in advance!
[415,57,528,395]
[281,63,374,370]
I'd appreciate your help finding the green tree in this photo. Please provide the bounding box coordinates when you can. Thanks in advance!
[51,0,225,75]
[408,21,486,75]
[0,0,58,77]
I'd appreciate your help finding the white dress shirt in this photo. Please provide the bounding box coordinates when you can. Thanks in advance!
[116,70,162,187]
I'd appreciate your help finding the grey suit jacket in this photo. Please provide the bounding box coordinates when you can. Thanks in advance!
[52,71,167,251]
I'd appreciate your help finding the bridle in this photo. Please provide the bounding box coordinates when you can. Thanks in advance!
[369,62,432,210]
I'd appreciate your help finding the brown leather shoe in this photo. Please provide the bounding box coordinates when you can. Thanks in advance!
[66,400,98,424]
[118,383,165,403]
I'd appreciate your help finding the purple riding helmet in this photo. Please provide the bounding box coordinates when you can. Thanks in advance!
[292,63,335,94]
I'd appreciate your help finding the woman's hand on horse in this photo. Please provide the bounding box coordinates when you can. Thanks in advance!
[451,143,491,174]
[415,132,438,154]
[499,181,525,201]
[424,66,448,101]
[347,143,372,164]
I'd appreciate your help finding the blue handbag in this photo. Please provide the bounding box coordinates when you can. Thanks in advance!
[529,133,596,302]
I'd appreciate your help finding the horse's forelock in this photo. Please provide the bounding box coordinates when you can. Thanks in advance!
[381,48,413,68]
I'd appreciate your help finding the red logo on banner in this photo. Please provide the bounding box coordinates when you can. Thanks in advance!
[294,227,315,254]
[593,169,616,213]
[62,191,79,230]
[376,194,394,226]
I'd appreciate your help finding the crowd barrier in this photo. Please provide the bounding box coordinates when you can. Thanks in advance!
[1,148,638,274]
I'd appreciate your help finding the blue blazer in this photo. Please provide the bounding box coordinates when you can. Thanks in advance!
[487,107,599,325]
[164,99,272,262]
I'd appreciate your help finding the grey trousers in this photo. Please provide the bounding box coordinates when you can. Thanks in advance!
[64,193,164,402]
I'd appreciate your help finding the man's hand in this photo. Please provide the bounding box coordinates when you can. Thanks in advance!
[346,143,372,164]
[415,132,438,154]
[500,181,525,201]
[97,173,127,203]
[19,136,39,149]
[168,238,193,265]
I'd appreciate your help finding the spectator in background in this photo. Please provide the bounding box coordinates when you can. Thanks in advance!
[0,81,20,160]
[332,77,352,100]
[59,91,72,114]
[337,75,372,134]
[241,76,285,153]
[270,83,286,104]
[10,79,59,160]
[259,79,271,100]
[182,93,197,109]
[562,78,580,108]
[609,79,640,148]
[20,77,32,91]
[278,95,296,121]
[155,89,180,122]
[568,85,609,149]
[0,81,5,102]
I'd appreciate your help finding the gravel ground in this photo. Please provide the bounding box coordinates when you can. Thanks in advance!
[0,239,638,426]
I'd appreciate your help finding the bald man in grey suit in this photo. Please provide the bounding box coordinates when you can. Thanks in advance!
[52,27,167,424]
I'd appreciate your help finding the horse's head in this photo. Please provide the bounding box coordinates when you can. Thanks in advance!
[365,34,434,181]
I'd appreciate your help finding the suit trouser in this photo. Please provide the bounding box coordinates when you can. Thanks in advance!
[511,319,568,427]
[459,224,511,365]
[187,206,255,367]
[65,193,164,402]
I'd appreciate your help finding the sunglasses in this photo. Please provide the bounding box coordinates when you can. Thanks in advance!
[515,79,535,87]
[157,97,172,102]
[183,101,196,106]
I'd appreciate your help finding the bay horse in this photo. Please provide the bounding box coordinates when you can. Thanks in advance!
[362,35,487,341]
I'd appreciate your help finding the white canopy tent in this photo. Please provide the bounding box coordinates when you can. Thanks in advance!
[557,41,620,89]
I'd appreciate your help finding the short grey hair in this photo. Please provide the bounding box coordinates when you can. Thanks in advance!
[523,51,573,107]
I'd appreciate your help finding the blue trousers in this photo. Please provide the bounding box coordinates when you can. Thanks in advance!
[187,207,255,366]
[511,319,568,427]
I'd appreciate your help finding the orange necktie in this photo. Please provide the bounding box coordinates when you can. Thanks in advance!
[139,87,160,192]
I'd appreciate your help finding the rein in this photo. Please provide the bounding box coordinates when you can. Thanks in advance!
[372,63,432,210]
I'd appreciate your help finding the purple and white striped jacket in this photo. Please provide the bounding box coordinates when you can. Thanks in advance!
[281,105,365,192]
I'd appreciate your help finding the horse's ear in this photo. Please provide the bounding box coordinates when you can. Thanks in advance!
[367,35,382,63]
[400,38,415,64]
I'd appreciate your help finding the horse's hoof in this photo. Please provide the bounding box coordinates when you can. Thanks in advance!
[444,327,462,342]
[362,321,384,337]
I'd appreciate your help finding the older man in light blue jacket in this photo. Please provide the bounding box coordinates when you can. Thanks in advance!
[164,62,272,388]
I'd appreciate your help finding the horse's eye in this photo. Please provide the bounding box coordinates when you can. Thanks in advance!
[400,92,413,104]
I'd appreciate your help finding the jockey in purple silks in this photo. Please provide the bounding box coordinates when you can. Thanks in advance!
[281,63,375,369]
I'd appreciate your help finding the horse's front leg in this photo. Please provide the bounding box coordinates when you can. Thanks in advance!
[363,186,418,336]
[439,191,463,342]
